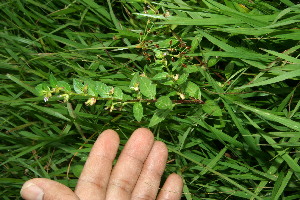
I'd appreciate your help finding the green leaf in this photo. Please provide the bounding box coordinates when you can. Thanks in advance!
[152,72,168,80]
[237,69,300,89]
[49,74,58,88]
[18,131,43,140]
[40,32,87,49]
[113,87,123,100]
[6,74,38,96]
[113,54,143,61]
[29,104,70,121]
[72,165,84,178]
[279,0,295,6]
[149,109,170,127]
[176,73,189,85]
[73,79,84,94]
[207,57,219,67]
[202,100,223,116]
[203,0,268,27]
[82,0,111,19]
[185,81,201,99]
[272,170,293,200]
[129,72,140,90]
[234,101,300,131]
[57,81,71,92]
[133,102,143,122]
[162,80,173,85]
[157,38,177,48]
[139,77,156,99]
[96,81,112,98]
[184,66,200,73]
[35,83,49,96]
[198,51,273,62]
[48,7,77,16]
[200,147,227,175]
[190,35,202,53]
[85,80,97,96]
[153,49,164,59]
[155,96,173,110]
[157,16,244,26]
[217,28,275,36]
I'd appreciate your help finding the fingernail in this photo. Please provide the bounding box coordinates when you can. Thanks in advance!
[21,182,44,200]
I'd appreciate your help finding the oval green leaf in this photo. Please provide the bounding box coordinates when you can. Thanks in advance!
[133,102,143,122]
[155,96,173,110]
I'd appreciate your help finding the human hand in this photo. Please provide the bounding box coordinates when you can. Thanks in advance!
[20,128,183,200]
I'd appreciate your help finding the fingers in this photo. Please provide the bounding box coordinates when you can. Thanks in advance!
[75,129,120,200]
[105,128,154,200]
[20,178,79,200]
[21,128,183,200]
[131,141,168,200]
[157,173,183,200]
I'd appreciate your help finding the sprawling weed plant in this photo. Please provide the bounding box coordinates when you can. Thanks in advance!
[1,0,300,199]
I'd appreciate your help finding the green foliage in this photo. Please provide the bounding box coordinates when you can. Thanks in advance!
[133,102,143,122]
[1,0,300,199]
[155,96,173,110]
[139,76,157,100]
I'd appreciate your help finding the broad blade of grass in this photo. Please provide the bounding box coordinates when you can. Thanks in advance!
[28,104,70,122]
[234,101,300,132]
[6,74,38,96]
[237,69,300,89]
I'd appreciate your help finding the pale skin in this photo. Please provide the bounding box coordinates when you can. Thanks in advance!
[20,128,183,200]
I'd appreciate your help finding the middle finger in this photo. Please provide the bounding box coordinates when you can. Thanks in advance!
[105,128,154,200]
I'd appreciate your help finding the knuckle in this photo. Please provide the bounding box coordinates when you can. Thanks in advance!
[77,177,106,191]
[131,194,155,200]
[109,178,133,194]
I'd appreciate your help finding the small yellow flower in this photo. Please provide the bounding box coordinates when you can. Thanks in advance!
[178,93,185,100]
[109,87,115,95]
[173,74,179,81]
[83,85,88,94]
[42,88,52,102]
[59,94,70,102]
[85,97,97,106]
[51,87,63,94]
[130,83,139,91]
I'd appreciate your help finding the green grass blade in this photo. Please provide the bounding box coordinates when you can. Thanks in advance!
[261,49,300,64]
[234,101,300,132]
[169,146,263,200]
[272,170,293,200]
[6,74,38,96]
[236,69,300,89]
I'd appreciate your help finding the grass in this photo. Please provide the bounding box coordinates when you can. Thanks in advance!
[1,0,300,199]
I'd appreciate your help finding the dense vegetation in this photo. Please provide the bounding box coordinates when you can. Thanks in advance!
[1,0,300,199]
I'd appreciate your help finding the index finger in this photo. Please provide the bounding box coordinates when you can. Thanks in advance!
[75,129,120,200]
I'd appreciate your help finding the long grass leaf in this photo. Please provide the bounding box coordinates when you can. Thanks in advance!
[157,17,244,25]
[28,104,70,122]
[6,74,38,96]
[261,49,300,64]
[273,170,293,200]
[189,117,243,148]
[237,69,300,89]
[234,101,300,131]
